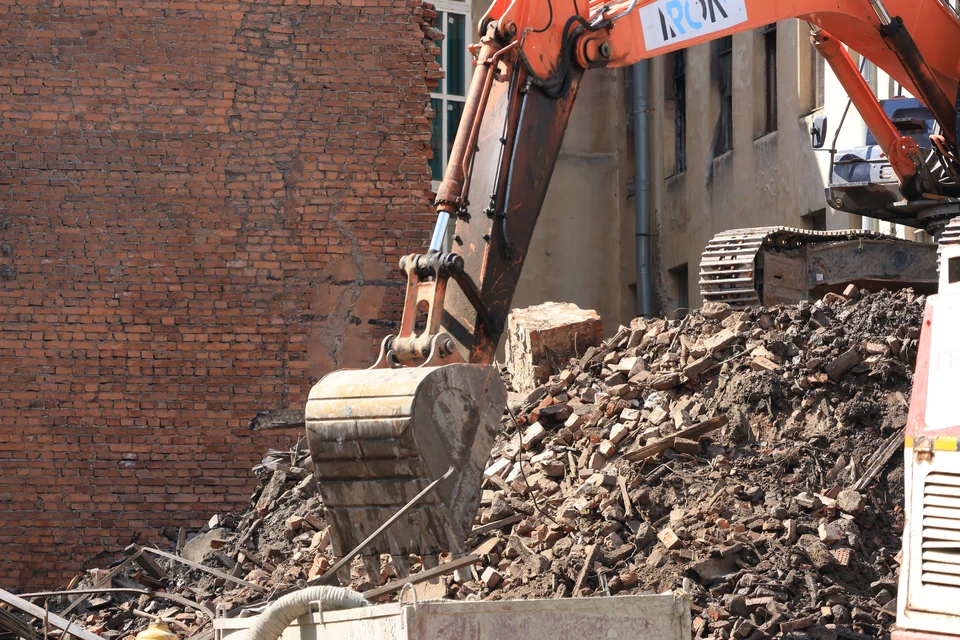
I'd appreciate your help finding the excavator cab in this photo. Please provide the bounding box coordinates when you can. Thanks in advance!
[827,97,955,227]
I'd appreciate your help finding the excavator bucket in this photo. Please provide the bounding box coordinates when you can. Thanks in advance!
[304,363,506,562]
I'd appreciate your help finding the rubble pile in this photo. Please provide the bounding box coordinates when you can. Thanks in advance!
[27,448,342,640]
[478,287,921,639]
[7,288,923,640]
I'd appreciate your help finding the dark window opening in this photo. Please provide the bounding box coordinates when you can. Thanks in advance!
[663,51,687,176]
[670,263,689,319]
[802,208,827,232]
[813,48,825,111]
[800,24,825,114]
[762,24,777,135]
[713,36,733,157]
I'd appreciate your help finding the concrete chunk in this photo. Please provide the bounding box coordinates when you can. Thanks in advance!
[480,566,502,588]
[702,301,732,320]
[598,440,617,458]
[609,422,630,445]
[683,356,714,379]
[505,302,602,392]
[819,521,844,544]
[705,329,738,353]
[837,489,866,516]
[521,422,548,450]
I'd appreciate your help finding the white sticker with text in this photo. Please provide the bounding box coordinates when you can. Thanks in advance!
[640,0,749,51]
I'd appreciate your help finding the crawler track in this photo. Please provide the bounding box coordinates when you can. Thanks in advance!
[699,227,905,308]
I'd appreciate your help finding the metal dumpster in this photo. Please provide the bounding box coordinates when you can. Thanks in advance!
[215,593,691,640]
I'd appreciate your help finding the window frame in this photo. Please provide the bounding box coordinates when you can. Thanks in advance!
[430,0,473,189]
[812,46,825,112]
[663,50,687,177]
[761,23,778,136]
[712,36,734,158]
[799,22,825,115]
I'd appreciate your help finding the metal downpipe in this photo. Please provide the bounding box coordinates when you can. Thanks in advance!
[632,60,654,318]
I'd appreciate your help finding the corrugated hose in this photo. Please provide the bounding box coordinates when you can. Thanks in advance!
[246,586,369,640]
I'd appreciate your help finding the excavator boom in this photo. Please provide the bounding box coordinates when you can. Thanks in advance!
[305,0,960,576]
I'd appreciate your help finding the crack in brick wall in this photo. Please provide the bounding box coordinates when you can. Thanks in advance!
[0,0,439,587]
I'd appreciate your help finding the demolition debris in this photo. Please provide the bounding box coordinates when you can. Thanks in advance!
[0,288,922,640]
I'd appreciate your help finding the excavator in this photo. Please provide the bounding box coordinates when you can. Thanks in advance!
[304,0,960,637]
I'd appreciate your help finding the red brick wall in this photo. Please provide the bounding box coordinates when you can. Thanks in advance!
[0,0,439,587]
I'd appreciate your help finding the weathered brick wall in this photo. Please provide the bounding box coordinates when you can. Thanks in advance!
[0,0,438,587]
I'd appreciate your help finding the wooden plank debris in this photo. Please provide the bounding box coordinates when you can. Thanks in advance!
[126,544,169,581]
[0,605,38,640]
[573,544,601,596]
[623,416,728,462]
[22,589,214,622]
[851,427,904,492]
[60,551,144,617]
[0,587,106,640]
[469,514,524,537]
[361,555,479,600]
[143,548,267,593]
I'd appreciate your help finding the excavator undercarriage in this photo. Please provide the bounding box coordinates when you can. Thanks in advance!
[699,227,941,308]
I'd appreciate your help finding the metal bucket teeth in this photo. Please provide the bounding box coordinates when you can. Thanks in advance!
[305,364,506,558]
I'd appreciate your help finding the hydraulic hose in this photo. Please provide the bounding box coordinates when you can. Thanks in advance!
[246,586,369,640]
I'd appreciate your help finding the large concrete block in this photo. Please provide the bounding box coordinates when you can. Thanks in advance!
[505,302,602,392]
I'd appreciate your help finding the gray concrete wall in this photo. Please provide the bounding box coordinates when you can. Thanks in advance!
[651,21,831,315]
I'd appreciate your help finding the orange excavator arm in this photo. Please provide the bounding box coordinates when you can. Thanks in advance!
[476,0,959,126]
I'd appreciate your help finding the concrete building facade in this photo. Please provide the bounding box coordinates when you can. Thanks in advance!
[652,21,834,315]
[646,16,949,316]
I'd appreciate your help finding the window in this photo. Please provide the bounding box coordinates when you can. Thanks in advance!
[799,23,825,114]
[669,264,689,319]
[813,49,825,109]
[663,51,687,176]
[802,208,827,232]
[429,1,472,183]
[712,36,733,157]
[760,24,777,135]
